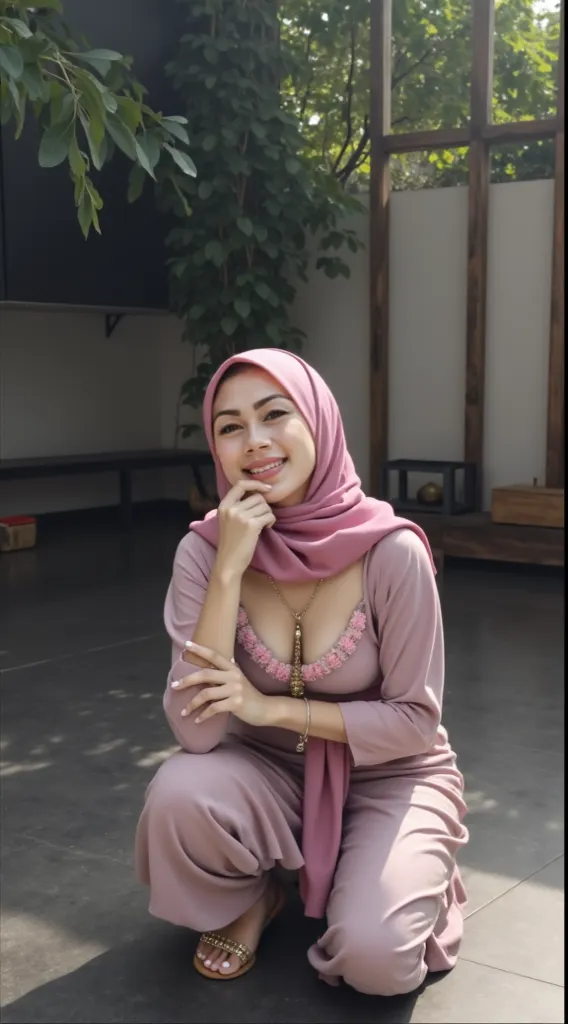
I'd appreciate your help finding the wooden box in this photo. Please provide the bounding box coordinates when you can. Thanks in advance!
[0,515,37,552]
[491,485,564,529]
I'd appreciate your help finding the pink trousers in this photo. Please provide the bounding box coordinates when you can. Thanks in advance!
[135,742,468,996]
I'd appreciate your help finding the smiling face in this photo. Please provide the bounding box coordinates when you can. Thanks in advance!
[211,366,316,507]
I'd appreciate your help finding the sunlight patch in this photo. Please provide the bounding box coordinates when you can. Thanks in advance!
[1,760,53,777]
[135,745,180,769]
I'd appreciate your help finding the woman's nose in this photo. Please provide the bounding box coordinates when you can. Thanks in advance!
[244,424,271,452]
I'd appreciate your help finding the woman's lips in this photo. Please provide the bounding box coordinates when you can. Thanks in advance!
[244,458,287,481]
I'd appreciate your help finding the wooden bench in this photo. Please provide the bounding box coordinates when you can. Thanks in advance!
[0,449,214,529]
[407,511,564,567]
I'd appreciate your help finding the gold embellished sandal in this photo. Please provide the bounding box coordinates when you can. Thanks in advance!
[193,883,286,981]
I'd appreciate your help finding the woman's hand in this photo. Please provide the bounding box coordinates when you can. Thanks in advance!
[172,642,271,727]
[216,480,276,579]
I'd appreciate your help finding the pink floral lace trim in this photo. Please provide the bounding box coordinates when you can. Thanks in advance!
[236,604,367,684]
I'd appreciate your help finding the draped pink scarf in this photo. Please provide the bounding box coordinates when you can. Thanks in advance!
[191,349,435,917]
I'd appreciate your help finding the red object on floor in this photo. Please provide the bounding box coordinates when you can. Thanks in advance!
[0,515,36,526]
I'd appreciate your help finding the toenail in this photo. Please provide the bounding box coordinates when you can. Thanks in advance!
[204,960,211,967]
[197,952,205,959]
[222,961,231,969]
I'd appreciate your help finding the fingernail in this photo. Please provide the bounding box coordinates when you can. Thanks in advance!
[171,680,181,688]
[181,709,188,717]
[185,640,193,648]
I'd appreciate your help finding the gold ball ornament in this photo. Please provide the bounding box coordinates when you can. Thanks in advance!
[417,482,443,506]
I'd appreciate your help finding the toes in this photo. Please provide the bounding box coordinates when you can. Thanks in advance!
[218,955,241,975]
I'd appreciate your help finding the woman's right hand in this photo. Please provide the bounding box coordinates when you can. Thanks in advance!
[215,480,276,578]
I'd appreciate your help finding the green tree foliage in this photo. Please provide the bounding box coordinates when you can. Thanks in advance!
[0,0,196,236]
[281,0,561,190]
[163,0,363,434]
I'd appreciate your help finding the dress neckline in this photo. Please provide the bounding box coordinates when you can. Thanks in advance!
[236,600,368,684]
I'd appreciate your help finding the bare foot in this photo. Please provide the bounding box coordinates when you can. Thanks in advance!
[196,879,281,976]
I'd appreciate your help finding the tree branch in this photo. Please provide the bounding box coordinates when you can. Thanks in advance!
[392,48,432,90]
[298,31,315,120]
[332,19,357,173]
[337,114,369,184]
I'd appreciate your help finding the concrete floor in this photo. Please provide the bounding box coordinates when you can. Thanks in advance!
[0,506,564,1024]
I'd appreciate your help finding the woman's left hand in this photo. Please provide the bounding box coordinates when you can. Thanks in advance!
[172,642,271,727]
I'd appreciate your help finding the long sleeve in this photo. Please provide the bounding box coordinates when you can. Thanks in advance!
[162,532,230,754]
[340,529,444,767]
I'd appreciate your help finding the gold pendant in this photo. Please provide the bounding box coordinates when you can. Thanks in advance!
[290,619,305,698]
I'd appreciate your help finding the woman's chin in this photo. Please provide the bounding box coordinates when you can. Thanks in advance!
[269,481,309,508]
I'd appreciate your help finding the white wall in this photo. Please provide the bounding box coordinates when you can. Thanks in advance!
[0,179,555,516]
[293,210,371,490]
[0,310,184,515]
[484,181,553,505]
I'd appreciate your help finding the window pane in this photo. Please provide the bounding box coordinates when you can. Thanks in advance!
[493,0,561,123]
[391,0,472,133]
[490,138,555,181]
[391,148,469,190]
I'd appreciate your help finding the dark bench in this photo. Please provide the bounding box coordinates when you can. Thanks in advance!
[0,449,214,529]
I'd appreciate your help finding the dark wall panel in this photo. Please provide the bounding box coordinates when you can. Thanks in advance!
[0,0,186,309]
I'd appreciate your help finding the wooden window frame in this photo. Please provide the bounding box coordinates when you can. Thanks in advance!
[370,0,565,502]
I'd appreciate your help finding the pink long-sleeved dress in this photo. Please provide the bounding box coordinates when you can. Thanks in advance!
[135,528,468,997]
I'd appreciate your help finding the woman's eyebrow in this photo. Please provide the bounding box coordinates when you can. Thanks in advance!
[213,393,291,424]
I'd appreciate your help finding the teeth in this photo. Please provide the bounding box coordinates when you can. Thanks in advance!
[248,460,284,475]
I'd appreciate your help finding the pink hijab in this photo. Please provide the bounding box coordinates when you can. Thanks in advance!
[191,349,435,917]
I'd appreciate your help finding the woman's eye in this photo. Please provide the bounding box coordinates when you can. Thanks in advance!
[218,423,240,436]
[265,409,287,422]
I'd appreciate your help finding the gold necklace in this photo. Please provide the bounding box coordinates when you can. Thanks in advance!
[268,577,325,698]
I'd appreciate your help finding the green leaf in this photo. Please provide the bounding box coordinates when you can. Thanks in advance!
[254,225,268,243]
[205,75,217,89]
[221,316,238,336]
[205,240,226,266]
[127,163,146,203]
[237,217,253,237]
[115,96,142,133]
[80,49,123,62]
[101,90,118,113]
[250,121,266,140]
[198,181,213,199]
[21,66,49,103]
[136,132,161,174]
[161,118,189,145]
[164,143,197,177]
[77,189,92,239]
[189,305,205,320]
[285,158,300,175]
[0,46,24,80]
[106,114,137,160]
[68,133,86,177]
[202,134,217,152]
[135,137,157,179]
[234,299,251,319]
[38,124,70,168]
[8,19,33,40]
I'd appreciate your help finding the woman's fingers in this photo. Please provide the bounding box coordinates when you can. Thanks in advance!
[194,697,233,723]
[171,668,226,690]
[182,641,233,671]
[181,684,232,717]
[256,510,277,528]
[235,493,271,513]
[219,480,271,509]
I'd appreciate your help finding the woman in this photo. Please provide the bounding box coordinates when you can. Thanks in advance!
[135,349,468,996]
